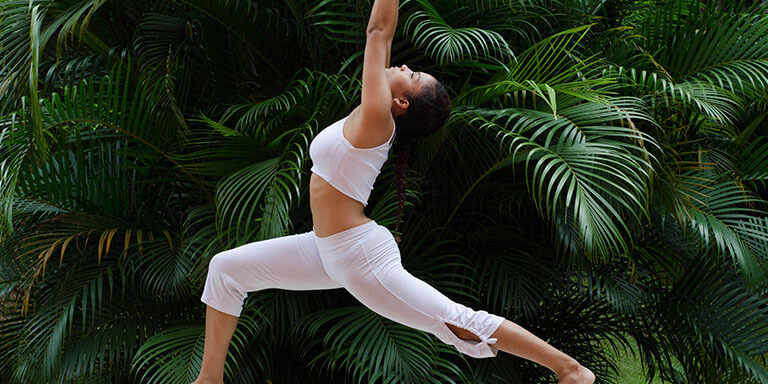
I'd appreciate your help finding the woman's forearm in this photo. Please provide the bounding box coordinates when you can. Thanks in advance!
[366,0,399,38]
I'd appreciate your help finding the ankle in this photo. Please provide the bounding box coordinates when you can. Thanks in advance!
[554,358,582,376]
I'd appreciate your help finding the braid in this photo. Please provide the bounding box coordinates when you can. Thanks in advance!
[388,77,451,243]
[393,135,418,243]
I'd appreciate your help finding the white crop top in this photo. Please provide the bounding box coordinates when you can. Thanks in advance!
[309,115,396,207]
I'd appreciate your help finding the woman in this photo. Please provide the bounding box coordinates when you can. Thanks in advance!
[192,0,595,383]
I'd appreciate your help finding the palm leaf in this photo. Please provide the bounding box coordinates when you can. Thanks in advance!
[659,257,768,383]
[131,324,206,384]
[663,173,768,285]
[736,136,768,185]
[293,306,470,384]
[460,98,657,259]
[0,112,32,239]
[404,0,514,64]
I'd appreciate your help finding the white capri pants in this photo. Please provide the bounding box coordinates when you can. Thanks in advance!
[201,219,505,358]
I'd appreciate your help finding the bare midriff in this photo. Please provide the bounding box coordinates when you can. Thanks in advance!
[309,105,393,238]
[309,173,371,238]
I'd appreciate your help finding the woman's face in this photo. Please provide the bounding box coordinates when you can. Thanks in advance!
[386,64,436,114]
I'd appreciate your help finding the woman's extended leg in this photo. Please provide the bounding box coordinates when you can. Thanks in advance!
[490,320,595,383]
[193,231,344,384]
[314,222,594,383]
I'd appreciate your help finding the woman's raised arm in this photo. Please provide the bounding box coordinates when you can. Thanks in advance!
[366,0,399,38]
[360,0,400,127]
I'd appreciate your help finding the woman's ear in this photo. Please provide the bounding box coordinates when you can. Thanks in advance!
[393,97,409,111]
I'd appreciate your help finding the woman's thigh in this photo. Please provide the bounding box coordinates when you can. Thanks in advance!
[318,224,447,331]
[208,231,344,292]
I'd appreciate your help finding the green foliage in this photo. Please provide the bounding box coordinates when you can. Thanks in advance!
[2,0,768,383]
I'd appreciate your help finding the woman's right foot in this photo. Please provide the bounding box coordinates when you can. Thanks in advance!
[558,365,595,384]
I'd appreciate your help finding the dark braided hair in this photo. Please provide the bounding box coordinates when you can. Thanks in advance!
[391,79,451,243]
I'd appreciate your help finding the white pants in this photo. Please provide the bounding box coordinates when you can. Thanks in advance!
[201,219,505,358]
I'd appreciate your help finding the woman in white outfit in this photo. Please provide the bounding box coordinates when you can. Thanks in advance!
[192,0,595,383]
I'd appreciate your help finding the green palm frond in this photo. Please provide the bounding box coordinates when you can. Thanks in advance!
[0,306,24,383]
[697,58,768,100]
[365,167,421,229]
[474,231,556,319]
[305,0,366,45]
[15,133,131,215]
[174,0,304,92]
[505,25,594,85]
[293,306,470,384]
[12,219,165,315]
[6,115,192,303]
[584,262,646,317]
[404,0,514,64]
[131,324,206,384]
[659,257,768,383]
[8,255,170,383]
[639,6,768,87]
[660,80,739,125]
[654,163,768,285]
[455,0,551,46]
[607,2,768,125]
[29,4,45,156]
[132,11,196,141]
[0,114,31,239]
[129,308,262,384]
[133,12,193,74]
[28,58,213,200]
[214,133,307,243]
[605,66,740,124]
[40,51,111,93]
[181,204,224,286]
[242,289,336,346]
[217,69,358,139]
[454,25,611,109]
[736,136,768,185]
[48,0,110,61]
[130,234,194,299]
[49,297,169,383]
[505,288,624,383]
[7,124,182,312]
[0,1,46,118]
[35,59,164,146]
[171,124,273,179]
[0,0,112,125]
[680,180,768,285]
[389,221,479,302]
[463,97,657,259]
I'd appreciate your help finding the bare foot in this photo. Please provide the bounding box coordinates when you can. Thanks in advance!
[558,365,595,384]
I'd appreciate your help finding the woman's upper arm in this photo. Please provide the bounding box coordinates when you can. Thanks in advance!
[360,30,393,128]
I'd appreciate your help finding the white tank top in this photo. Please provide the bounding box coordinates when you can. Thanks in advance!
[309,115,396,207]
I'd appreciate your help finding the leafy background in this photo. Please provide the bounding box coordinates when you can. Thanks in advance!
[1,0,768,383]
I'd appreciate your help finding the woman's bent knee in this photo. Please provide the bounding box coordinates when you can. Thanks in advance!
[208,251,225,271]
[208,250,237,277]
[201,251,248,317]
[205,251,245,293]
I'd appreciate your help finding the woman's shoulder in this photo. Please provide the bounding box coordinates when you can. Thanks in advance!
[343,106,395,149]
